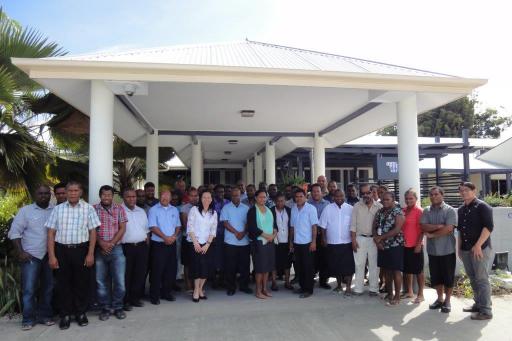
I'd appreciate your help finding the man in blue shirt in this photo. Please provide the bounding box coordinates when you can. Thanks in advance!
[221,188,253,296]
[211,184,230,288]
[148,190,181,305]
[290,188,319,298]
[308,183,331,289]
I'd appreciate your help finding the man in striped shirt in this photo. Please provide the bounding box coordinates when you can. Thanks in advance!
[46,181,99,330]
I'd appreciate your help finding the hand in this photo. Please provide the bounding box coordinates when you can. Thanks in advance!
[321,239,327,248]
[309,242,316,252]
[352,240,359,252]
[266,234,274,242]
[236,231,245,240]
[289,244,294,253]
[49,256,59,269]
[471,245,483,260]
[414,244,422,254]
[193,242,202,253]
[99,240,113,254]
[201,243,210,254]
[18,250,32,262]
[373,236,382,245]
[84,253,94,267]
[377,243,385,251]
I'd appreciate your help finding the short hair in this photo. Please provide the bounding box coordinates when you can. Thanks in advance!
[246,184,256,190]
[275,192,286,199]
[359,183,370,191]
[294,188,306,196]
[382,191,395,200]
[404,188,418,199]
[231,187,241,194]
[144,182,155,189]
[429,186,445,196]
[370,184,379,191]
[122,187,135,196]
[327,180,337,186]
[188,186,198,193]
[254,189,267,197]
[66,181,82,189]
[333,189,345,196]
[99,185,114,196]
[35,184,51,192]
[54,182,67,191]
[378,184,389,191]
[214,184,225,191]
[310,183,322,191]
[459,181,476,191]
[268,184,277,189]
[347,183,356,189]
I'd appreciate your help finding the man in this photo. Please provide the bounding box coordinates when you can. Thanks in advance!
[242,184,256,208]
[174,179,189,204]
[93,185,127,321]
[284,184,293,201]
[319,189,354,295]
[121,188,150,311]
[285,186,300,208]
[346,183,360,206]
[316,175,329,196]
[54,182,67,205]
[421,186,458,313]
[180,187,199,292]
[370,184,379,202]
[351,183,382,296]
[135,189,146,208]
[266,184,278,208]
[46,181,99,330]
[271,192,293,290]
[290,189,319,298]
[224,185,232,201]
[148,190,181,304]
[308,183,330,289]
[9,185,54,330]
[144,182,159,213]
[324,180,338,203]
[458,182,494,320]
[210,184,230,287]
[220,188,252,296]
[237,180,248,200]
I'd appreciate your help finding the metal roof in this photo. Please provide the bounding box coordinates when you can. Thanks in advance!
[48,40,455,78]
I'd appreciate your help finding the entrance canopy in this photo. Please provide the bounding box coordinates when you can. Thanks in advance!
[12,40,487,202]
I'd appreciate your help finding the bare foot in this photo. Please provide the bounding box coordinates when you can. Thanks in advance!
[256,293,267,299]
[262,291,272,297]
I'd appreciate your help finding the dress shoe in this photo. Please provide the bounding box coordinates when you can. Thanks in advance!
[368,291,379,297]
[131,300,144,307]
[76,313,88,327]
[471,312,493,320]
[123,303,133,311]
[199,295,208,300]
[429,300,444,310]
[240,287,254,294]
[114,309,126,320]
[319,283,331,290]
[463,305,480,313]
[164,294,176,302]
[59,316,71,330]
[299,292,312,299]
[99,309,110,321]
[192,297,200,303]
[441,303,451,313]
[150,298,160,305]
[227,290,235,296]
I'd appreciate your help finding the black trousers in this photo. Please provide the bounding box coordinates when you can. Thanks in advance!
[150,241,177,300]
[315,238,329,284]
[54,242,91,317]
[123,242,149,303]
[294,243,315,294]
[224,243,250,291]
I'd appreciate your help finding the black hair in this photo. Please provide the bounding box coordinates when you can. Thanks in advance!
[459,182,476,191]
[66,181,82,189]
[254,189,267,198]
[198,191,215,216]
[99,185,114,196]
[310,183,321,191]
[294,188,306,196]
[144,182,155,189]
[54,182,67,191]
[429,186,445,196]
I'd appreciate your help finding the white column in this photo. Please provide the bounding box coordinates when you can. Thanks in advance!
[89,80,114,203]
[313,132,325,182]
[265,142,276,185]
[246,159,254,185]
[191,139,203,188]
[146,130,159,194]
[254,152,263,186]
[397,95,421,205]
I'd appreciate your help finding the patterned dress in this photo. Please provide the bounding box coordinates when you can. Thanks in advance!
[375,206,404,249]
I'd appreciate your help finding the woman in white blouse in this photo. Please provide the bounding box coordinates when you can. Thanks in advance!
[187,191,217,302]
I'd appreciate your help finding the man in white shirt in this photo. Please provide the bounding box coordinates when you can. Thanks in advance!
[319,189,354,296]
[121,189,149,311]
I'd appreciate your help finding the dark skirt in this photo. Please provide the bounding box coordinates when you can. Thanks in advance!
[378,246,404,272]
[181,237,192,266]
[253,240,275,273]
[189,244,210,279]
[403,246,424,275]
[275,243,292,272]
[327,243,355,277]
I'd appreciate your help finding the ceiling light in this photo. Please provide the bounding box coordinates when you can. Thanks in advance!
[228,140,238,144]
[221,158,229,161]
[224,151,232,155]
[240,110,255,118]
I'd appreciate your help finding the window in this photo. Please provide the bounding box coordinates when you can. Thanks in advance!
[204,170,220,185]
[225,169,242,185]
[330,170,341,182]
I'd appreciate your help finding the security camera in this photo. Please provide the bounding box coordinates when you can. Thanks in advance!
[124,83,137,97]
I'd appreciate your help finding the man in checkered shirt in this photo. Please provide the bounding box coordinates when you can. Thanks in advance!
[46,181,100,330]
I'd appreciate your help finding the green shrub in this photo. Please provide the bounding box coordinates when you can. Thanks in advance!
[420,197,430,208]
[0,256,21,317]
[483,194,510,207]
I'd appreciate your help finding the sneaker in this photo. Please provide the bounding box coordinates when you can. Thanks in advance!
[441,303,451,313]
[21,323,34,331]
[99,309,110,321]
[471,312,493,320]
[114,309,126,320]
[429,300,444,310]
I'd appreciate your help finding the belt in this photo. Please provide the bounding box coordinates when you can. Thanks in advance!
[124,241,146,246]
[56,242,88,248]
[359,234,373,238]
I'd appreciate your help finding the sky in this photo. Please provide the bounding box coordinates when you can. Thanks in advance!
[3,0,512,136]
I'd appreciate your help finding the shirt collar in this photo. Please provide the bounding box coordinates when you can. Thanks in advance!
[65,199,83,208]
[33,203,53,210]
[122,203,141,212]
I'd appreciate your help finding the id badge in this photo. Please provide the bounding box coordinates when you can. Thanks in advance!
[377,228,382,236]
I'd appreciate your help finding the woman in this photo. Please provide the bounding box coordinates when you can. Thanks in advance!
[401,188,425,303]
[248,190,277,299]
[373,191,405,306]
[187,191,217,302]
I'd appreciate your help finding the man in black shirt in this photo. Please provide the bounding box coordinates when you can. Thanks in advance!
[457,182,493,320]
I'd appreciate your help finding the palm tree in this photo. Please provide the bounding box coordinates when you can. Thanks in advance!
[0,8,66,194]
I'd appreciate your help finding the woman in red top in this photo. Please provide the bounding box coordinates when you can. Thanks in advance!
[401,188,425,303]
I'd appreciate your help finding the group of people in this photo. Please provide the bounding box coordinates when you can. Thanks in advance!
[8,175,495,331]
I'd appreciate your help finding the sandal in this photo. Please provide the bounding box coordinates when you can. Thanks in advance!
[400,293,414,299]
[386,300,400,306]
[413,296,425,304]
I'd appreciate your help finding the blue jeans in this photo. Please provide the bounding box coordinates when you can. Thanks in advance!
[95,244,126,310]
[21,255,53,324]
